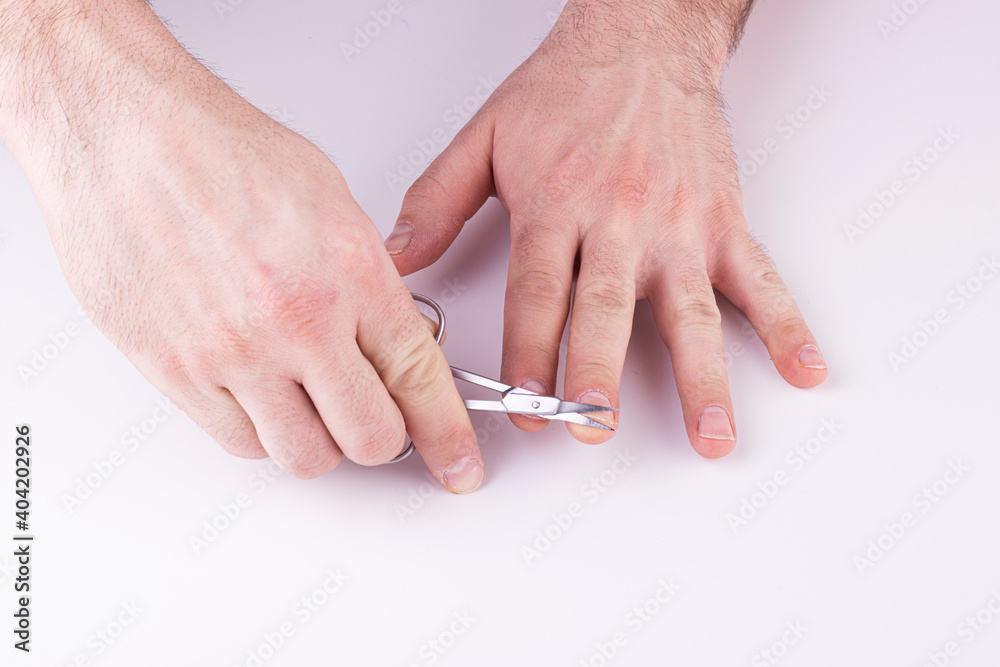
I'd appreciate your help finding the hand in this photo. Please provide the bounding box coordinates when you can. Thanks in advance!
[0,0,483,491]
[385,0,828,457]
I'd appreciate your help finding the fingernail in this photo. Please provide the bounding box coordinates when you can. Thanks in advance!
[522,380,547,395]
[798,345,827,370]
[579,390,616,428]
[443,457,483,494]
[697,405,735,441]
[384,221,413,255]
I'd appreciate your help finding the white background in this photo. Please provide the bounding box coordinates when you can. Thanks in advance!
[2,0,999,665]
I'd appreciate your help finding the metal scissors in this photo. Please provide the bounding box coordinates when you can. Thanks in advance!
[388,293,617,463]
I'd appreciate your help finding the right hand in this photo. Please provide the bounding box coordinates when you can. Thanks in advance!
[1,1,483,492]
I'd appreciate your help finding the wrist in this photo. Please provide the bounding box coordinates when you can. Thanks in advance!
[548,0,752,87]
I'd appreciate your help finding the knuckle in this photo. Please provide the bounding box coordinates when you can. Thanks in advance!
[208,320,265,366]
[742,256,794,304]
[693,368,730,395]
[753,268,787,292]
[673,298,722,327]
[150,345,193,386]
[382,334,447,398]
[772,314,808,340]
[577,280,633,317]
[664,175,700,221]
[738,231,775,269]
[572,356,620,386]
[504,337,559,367]
[671,280,722,326]
[252,234,377,343]
[336,229,376,267]
[669,259,719,326]
[283,445,338,479]
[509,223,561,263]
[212,418,266,460]
[586,236,632,280]
[220,437,267,460]
[532,156,588,211]
[348,423,406,466]
[178,352,224,395]
[509,264,567,309]
[407,169,453,220]
[598,163,654,211]
[261,280,338,344]
[752,289,801,330]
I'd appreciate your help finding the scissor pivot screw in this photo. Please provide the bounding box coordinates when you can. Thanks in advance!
[531,400,540,409]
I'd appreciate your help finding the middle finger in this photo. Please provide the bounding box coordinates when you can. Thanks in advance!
[563,228,638,444]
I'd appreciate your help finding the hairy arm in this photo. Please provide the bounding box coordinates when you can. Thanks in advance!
[0,0,486,491]
[544,0,756,82]
[1,1,177,162]
[0,0,244,207]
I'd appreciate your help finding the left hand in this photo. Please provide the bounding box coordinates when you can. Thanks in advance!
[385,0,828,457]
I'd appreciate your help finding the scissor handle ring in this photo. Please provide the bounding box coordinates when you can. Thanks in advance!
[410,292,446,345]
[383,293,447,464]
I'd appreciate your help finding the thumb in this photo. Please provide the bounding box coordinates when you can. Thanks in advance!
[385,116,495,276]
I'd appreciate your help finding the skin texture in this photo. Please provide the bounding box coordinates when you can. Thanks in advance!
[0,0,483,491]
[387,0,828,457]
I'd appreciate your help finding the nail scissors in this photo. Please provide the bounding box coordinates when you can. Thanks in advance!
[388,293,618,463]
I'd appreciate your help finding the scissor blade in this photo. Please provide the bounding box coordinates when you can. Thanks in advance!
[556,400,618,415]
[545,411,616,431]
[463,399,509,413]
[451,367,515,394]
[467,397,562,416]
[465,399,615,430]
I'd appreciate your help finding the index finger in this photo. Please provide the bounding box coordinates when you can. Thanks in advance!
[358,281,483,494]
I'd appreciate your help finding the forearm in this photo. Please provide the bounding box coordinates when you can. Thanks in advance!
[548,0,754,85]
[0,0,217,180]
